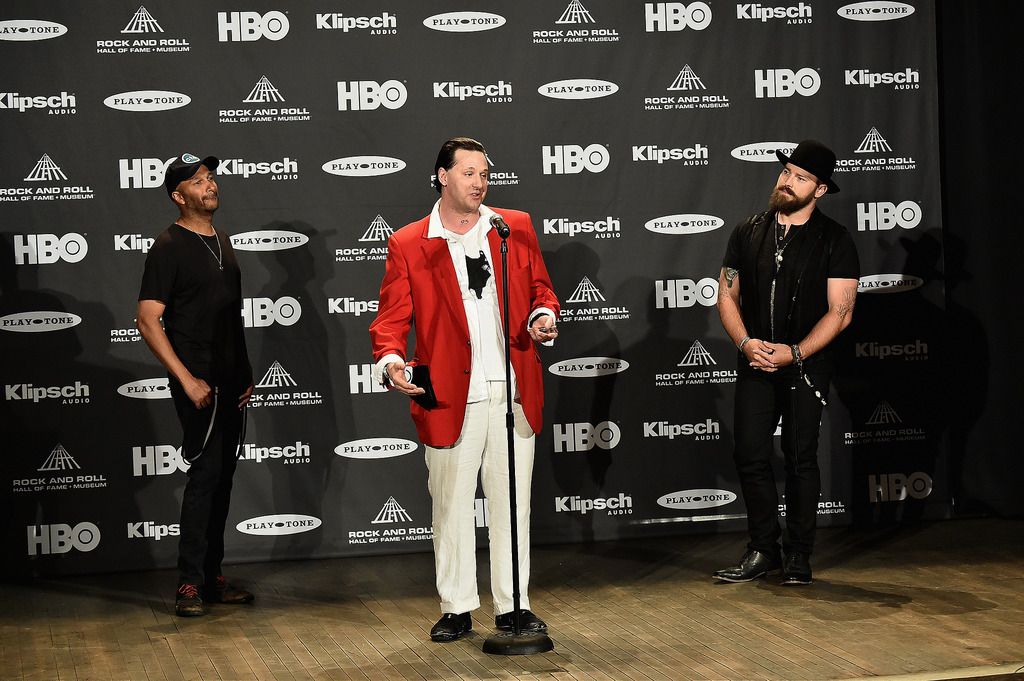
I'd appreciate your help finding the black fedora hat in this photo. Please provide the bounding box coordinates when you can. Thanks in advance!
[776,140,839,194]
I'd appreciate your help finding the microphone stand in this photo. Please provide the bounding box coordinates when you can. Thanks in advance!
[482,222,554,656]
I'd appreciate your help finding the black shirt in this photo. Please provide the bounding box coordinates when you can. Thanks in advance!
[138,223,251,385]
[723,208,859,365]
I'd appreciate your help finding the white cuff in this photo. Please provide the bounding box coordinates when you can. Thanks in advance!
[374,353,405,386]
[527,307,557,347]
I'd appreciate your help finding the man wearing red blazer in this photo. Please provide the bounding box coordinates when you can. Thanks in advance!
[369,137,560,642]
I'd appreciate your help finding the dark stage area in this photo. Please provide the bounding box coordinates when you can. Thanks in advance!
[3,518,1021,680]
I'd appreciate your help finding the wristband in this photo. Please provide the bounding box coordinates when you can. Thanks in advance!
[738,336,752,351]
[791,344,803,365]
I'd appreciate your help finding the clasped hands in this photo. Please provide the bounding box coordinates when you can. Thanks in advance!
[744,339,795,372]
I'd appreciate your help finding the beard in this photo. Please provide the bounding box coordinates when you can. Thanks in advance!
[768,186,813,214]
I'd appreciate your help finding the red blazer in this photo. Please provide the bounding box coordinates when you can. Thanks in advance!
[369,208,560,448]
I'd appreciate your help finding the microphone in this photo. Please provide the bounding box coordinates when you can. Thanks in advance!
[489,213,511,238]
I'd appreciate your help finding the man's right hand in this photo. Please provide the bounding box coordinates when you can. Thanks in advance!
[183,376,214,409]
[386,360,426,396]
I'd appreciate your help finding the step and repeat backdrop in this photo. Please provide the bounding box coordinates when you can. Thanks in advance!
[1,1,946,576]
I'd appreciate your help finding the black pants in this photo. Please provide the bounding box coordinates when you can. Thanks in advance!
[733,364,830,556]
[170,380,244,586]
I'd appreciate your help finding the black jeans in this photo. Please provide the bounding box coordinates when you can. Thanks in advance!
[733,364,830,556]
[170,380,244,586]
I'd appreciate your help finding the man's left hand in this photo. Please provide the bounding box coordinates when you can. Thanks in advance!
[529,315,559,344]
[752,342,795,372]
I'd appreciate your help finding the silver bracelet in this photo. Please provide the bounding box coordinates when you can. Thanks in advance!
[738,336,752,351]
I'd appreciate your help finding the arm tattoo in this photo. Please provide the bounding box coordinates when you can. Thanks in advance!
[835,288,856,321]
[724,268,739,289]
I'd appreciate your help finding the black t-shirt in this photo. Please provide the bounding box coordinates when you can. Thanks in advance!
[138,223,251,385]
[723,208,859,365]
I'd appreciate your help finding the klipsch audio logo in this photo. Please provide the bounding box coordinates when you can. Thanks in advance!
[549,357,629,378]
[322,156,406,177]
[838,2,915,21]
[231,230,308,251]
[239,441,311,465]
[643,419,720,441]
[219,76,311,124]
[5,381,90,405]
[217,157,298,181]
[657,489,736,510]
[644,65,729,111]
[13,233,88,264]
[12,444,108,494]
[560,276,630,323]
[218,11,290,42]
[555,492,633,516]
[242,296,302,327]
[845,68,920,90]
[655,340,736,386]
[114,234,154,253]
[423,12,505,32]
[104,90,190,112]
[349,497,432,545]
[755,68,820,98]
[250,361,324,408]
[631,143,709,166]
[542,144,609,175]
[127,521,179,541]
[0,20,68,41]
[433,80,513,104]
[845,401,926,446]
[96,6,191,54]
[334,437,417,460]
[117,377,171,399]
[532,1,620,44]
[538,79,618,100]
[27,522,100,555]
[328,297,379,317]
[731,142,797,163]
[737,3,812,23]
[655,277,718,309]
[2,154,95,201]
[236,514,322,536]
[0,91,76,115]
[543,215,620,239]
[857,201,921,231]
[553,421,620,453]
[645,214,723,235]
[1,311,81,333]
[316,11,397,35]
[855,340,929,361]
[858,274,924,294]
[644,2,712,31]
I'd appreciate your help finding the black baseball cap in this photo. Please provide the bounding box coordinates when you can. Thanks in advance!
[164,153,219,197]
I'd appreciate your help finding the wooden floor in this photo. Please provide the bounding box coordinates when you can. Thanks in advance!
[2,518,1023,681]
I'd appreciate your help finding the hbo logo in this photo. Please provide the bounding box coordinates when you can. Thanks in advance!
[554,421,621,453]
[217,11,290,42]
[655,278,718,309]
[644,2,712,31]
[14,233,88,264]
[868,472,933,502]
[542,144,610,175]
[132,445,189,476]
[242,296,302,328]
[119,158,175,189]
[857,201,921,231]
[27,522,101,555]
[755,68,820,98]
[338,80,407,111]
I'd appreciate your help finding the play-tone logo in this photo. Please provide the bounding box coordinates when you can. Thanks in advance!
[13,233,88,265]
[0,20,68,41]
[1,311,82,333]
[27,523,100,555]
[103,90,190,112]
[644,2,712,32]
[539,79,618,100]
[645,214,723,235]
[322,156,406,177]
[857,274,924,294]
[731,141,797,163]
[117,377,171,399]
[218,11,289,41]
[231,230,308,252]
[236,514,322,536]
[838,2,915,21]
[657,489,736,510]
[549,357,629,378]
[335,437,417,459]
[423,11,505,32]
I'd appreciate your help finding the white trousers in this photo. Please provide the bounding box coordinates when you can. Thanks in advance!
[425,381,535,616]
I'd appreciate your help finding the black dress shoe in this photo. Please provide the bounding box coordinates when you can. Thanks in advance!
[712,549,782,583]
[204,576,254,604]
[494,609,547,633]
[781,552,813,585]
[430,612,472,642]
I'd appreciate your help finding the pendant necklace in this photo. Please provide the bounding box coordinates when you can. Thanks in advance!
[179,221,223,270]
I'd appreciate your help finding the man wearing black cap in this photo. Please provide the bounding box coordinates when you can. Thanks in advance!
[714,140,860,585]
[137,153,255,616]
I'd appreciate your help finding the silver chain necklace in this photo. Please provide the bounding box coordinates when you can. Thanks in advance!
[180,223,223,270]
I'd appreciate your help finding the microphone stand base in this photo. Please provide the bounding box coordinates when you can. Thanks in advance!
[482,631,554,656]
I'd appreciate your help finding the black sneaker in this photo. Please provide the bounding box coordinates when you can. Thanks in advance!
[175,583,206,617]
[205,576,254,604]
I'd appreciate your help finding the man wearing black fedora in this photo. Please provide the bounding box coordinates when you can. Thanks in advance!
[714,140,860,585]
